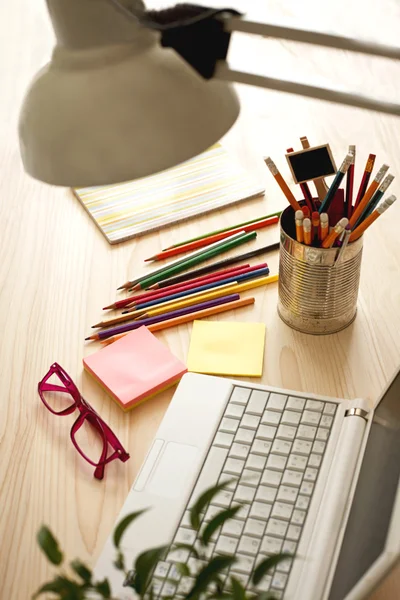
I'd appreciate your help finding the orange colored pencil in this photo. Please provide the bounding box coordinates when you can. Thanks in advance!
[145,216,279,262]
[349,164,389,228]
[264,157,302,212]
[349,194,396,242]
[100,297,256,346]
[322,218,348,249]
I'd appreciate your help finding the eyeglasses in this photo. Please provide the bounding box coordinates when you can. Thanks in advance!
[38,362,130,480]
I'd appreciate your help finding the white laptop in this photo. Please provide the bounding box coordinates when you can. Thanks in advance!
[95,367,400,600]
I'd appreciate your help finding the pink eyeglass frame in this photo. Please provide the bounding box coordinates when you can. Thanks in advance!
[38,362,130,480]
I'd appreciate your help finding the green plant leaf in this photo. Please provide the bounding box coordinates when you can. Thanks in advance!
[252,553,292,585]
[176,562,191,577]
[32,576,83,599]
[113,550,125,571]
[94,578,112,598]
[186,554,236,599]
[172,542,200,559]
[113,509,148,549]
[36,526,64,566]
[201,505,241,546]
[190,479,236,530]
[70,559,92,584]
[230,576,246,600]
[132,546,168,595]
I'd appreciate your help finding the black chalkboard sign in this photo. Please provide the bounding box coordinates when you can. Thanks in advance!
[286,145,336,184]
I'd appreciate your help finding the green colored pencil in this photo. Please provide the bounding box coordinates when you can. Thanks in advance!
[162,210,282,250]
[132,231,257,290]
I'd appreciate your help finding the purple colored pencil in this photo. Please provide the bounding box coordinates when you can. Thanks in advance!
[87,294,240,340]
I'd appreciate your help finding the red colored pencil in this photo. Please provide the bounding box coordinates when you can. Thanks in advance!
[144,216,279,262]
[103,263,252,310]
[125,263,269,308]
[345,145,355,218]
[354,154,376,211]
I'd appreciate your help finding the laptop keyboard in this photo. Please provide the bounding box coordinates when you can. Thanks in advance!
[144,386,337,598]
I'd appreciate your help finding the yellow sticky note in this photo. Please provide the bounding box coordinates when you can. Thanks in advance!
[187,320,266,377]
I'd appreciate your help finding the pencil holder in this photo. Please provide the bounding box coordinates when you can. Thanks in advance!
[278,206,363,335]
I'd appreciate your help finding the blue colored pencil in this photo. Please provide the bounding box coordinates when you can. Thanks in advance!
[124,267,270,312]
[319,152,353,214]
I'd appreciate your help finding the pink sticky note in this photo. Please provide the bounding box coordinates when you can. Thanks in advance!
[83,327,187,411]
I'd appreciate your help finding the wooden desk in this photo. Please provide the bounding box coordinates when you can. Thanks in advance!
[1,0,399,598]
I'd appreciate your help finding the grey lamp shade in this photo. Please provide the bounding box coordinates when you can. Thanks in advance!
[18,0,240,187]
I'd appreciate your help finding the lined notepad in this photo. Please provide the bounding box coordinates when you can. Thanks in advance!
[73,145,264,244]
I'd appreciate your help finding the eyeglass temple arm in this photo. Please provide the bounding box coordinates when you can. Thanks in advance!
[140,6,400,117]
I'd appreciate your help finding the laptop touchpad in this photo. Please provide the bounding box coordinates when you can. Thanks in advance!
[146,442,199,499]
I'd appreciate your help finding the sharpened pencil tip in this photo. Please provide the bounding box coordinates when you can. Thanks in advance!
[85,336,93,341]
[102,304,114,310]
[144,256,156,262]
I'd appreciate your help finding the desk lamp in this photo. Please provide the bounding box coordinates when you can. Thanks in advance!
[19,1,400,188]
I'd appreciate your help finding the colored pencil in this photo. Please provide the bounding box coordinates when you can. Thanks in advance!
[353,174,394,227]
[303,218,312,245]
[126,267,270,312]
[349,164,389,228]
[321,218,348,249]
[265,157,302,212]
[124,263,267,309]
[349,195,396,242]
[86,294,241,340]
[118,231,247,290]
[345,145,355,218]
[287,147,315,212]
[100,297,256,346]
[295,210,304,243]
[130,231,258,291]
[151,242,280,289]
[318,152,352,214]
[163,211,282,250]
[146,216,279,262]
[354,154,376,210]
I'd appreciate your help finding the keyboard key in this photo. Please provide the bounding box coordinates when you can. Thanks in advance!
[161,582,177,597]
[316,427,329,441]
[168,564,182,581]
[234,484,256,503]
[267,393,287,411]
[167,547,190,562]
[236,504,250,520]
[271,439,292,456]
[214,489,233,508]
[262,410,281,426]
[320,415,333,428]
[222,519,244,538]
[252,439,272,455]
[308,453,322,468]
[238,535,261,555]
[271,502,293,520]
[241,414,260,430]
[295,495,310,510]
[281,410,301,426]
[301,410,321,426]
[256,485,278,503]
[242,468,261,486]
[261,469,282,487]
[204,504,223,522]
[281,469,303,487]
[175,528,196,545]
[220,417,240,434]
[150,580,163,595]
[276,425,297,441]
[266,518,288,537]
[286,524,302,541]
[233,554,255,574]
[287,454,308,471]
[266,454,287,471]
[254,574,272,592]
[229,443,250,460]
[244,518,266,537]
[277,485,298,503]
[188,557,207,573]
[282,539,297,554]
[297,425,317,440]
[271,572,288,590]
[245,453,267,471]
[300,481,314,496]
[305,400,324,412]
[214,432,234,448]
[215,535,238,555]
[177,577,195,595]
[250,501,272,520]
[225,457,245,475]
[154,562,170,577]
[235,428,256,444]
[228,572,249,588]
[222,477,237,492]
[225,403,245,419]
[247,390,269,415]
[312,440,326,454]
[230,387,252,405]
[323,402,337,415]
[304,467,318,482]
[256,425,277,441]
[277,557,293,573]
[291,509,306,525]
[286,396,306,411]
[261,536,283,555]
[292,439,312,455]
[202,542,215,559]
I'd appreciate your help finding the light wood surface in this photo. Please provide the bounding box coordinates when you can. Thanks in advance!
[1,1,399,598]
